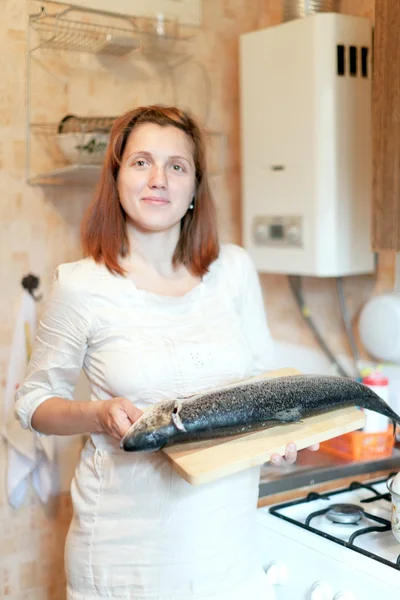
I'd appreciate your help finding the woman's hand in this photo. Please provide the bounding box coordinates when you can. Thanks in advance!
[270,442,320,466]
[95,397,143,441]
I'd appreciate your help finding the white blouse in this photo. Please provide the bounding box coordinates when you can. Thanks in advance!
[15,243,277,600]
[16,243,275,427]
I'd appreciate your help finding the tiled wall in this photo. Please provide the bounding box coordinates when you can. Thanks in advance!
[0,0,386,598]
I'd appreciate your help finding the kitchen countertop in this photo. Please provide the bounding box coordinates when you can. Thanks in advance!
[258,445,400,499]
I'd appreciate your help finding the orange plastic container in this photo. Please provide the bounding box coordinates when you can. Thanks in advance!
[320,426,395,461]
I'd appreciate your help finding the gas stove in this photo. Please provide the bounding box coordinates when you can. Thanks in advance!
[257,474,400,599]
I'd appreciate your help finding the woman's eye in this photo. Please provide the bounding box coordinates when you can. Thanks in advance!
[172,164,184,172]
[134,159,147,167]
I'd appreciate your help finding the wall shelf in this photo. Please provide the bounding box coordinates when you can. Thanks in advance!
[28,164,102,187]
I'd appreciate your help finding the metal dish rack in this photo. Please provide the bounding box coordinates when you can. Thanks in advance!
[30,15,140,56]
[29,6,192,56]
[28,120,226,185]
[26,4,224,188]
[28,122,106,185]
[26,4,195,187]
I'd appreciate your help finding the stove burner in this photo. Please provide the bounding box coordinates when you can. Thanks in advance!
[269,476,399,571]
[326,503,364,525]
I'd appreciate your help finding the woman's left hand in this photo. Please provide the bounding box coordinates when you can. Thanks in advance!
[270,442,320,466]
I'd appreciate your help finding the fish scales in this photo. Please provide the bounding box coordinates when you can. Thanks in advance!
[120,375,400,452]
[178,376,375,428]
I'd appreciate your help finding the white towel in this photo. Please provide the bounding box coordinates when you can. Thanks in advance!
[2,290,55,508]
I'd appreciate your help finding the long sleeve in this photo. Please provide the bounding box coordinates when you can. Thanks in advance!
[15,264,92,431]
[228,245,276,375]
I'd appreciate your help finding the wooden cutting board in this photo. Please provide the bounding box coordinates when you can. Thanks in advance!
[162,368,366,486]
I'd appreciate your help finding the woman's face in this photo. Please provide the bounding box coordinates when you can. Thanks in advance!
[117,123,196,234]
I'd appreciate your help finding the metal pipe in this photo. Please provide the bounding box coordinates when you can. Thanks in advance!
[288,275,351,378]
[336,277,362,378]
[283,0,335,22]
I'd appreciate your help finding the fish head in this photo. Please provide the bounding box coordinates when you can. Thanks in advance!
[120,400,176,452]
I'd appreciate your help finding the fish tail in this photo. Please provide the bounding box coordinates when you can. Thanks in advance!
[381,404,400,428]
[360,392,400,430]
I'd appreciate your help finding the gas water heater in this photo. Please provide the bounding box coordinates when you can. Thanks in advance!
[239,12,374,277]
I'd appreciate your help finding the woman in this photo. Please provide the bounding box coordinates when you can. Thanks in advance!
[15,105,314,600]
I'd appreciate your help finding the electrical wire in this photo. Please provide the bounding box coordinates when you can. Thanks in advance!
[288,275,351,378]
[336,276,362,378]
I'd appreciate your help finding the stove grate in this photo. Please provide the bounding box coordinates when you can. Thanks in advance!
[268,475,400,570]
[350,481,392,503]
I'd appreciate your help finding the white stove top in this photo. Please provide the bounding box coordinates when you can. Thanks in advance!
[272,478,398,565]
[256,475,400,599]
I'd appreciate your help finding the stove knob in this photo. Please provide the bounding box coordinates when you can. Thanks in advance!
[310,581,334,600]
[264,561,290,586]
[334,593,356,600]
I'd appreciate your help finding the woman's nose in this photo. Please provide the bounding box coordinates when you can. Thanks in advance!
[149,166,167,189]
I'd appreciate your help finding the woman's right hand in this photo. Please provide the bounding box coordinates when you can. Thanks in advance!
[95,397,143,441]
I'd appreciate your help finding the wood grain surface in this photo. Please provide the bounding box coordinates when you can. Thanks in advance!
[372,0,400,250]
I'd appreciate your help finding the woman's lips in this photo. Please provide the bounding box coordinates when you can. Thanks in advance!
[141,197,169,205]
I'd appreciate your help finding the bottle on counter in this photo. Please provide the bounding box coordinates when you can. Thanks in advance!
[361,371,390,433]
[321,369,395,460]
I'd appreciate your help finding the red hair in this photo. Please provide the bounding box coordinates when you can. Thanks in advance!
[81,105,219,276]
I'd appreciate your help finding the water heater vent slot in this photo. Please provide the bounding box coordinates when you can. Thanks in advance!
[349,45,357,76]
[361,47,369,77]
[337,44,345,75]
[337,45,369,78]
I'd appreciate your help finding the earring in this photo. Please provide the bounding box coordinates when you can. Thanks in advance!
[189,196,195,210]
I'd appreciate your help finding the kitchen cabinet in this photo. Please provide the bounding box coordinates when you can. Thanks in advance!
[372,0,400,251]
